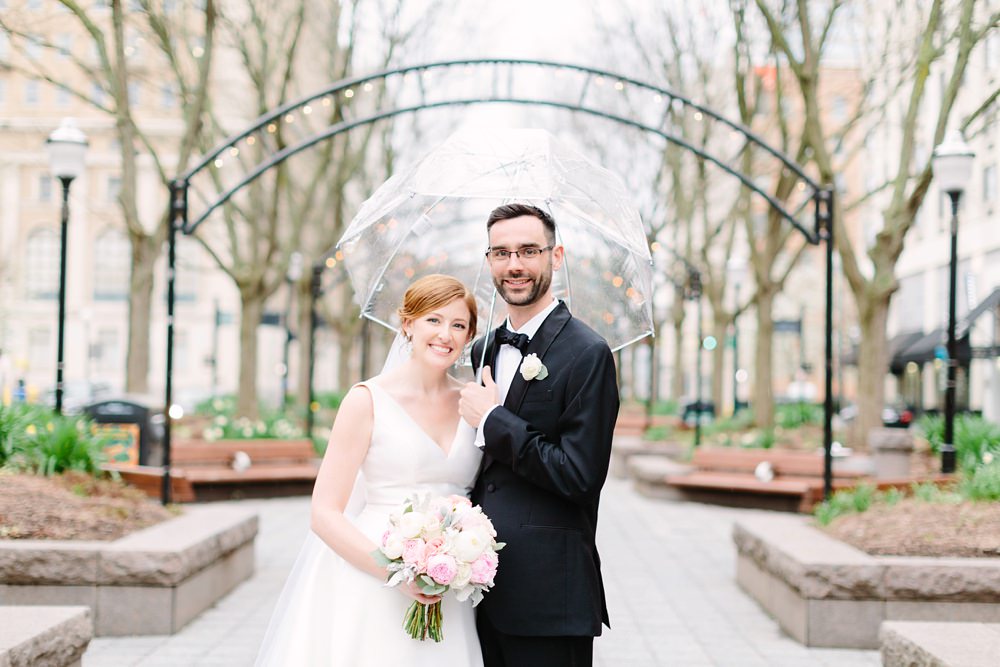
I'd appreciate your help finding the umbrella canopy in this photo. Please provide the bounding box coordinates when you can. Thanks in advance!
[337,128,653,351]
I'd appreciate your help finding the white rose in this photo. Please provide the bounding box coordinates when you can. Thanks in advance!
[381,533,404,559]
[453,529,489,563]
[452,562,472,589]
[520,354,544,381]
[399,511,427,539]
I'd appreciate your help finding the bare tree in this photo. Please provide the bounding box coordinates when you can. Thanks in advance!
[755,0,999,442]
[0,0,217,395]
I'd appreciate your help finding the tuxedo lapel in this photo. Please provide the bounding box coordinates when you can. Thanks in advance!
[503,303,572,415]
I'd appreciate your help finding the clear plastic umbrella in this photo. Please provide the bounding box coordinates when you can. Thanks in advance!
[336,128,653,351]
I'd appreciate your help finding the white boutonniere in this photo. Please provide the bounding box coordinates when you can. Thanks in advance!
[520,353,548,381]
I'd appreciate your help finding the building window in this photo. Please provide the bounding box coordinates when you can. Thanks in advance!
[93,230,131,301]
[160,83,176,109]
[56,33,72,59]
[91,82,105,106]
[24,80,39,106]
[984,164,997,203]
[94,328,121,372]
[55,86,71,108]
[107,176,121,203]
[24,229,60,299]
[28,327,50,371]
[127,82,140,106]
[38,174,52,203]
[831,95,847,123]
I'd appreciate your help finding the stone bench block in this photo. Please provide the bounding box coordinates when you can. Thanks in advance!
[733,514,1000,649]
[881,621,1000,667]
[0,506,257,636]
[0,605,92,667]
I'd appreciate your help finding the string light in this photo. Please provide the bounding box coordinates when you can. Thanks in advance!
[363,82,373,92]
[229,147,239,157]
[322,97,332,107]
[344,89,354,98]
[335,251,344,261]
[213,158,223,168]
[653,94,662,103]
[694,111,703,121]
[595,76,606,86]
[325,257,336,268]
[267,123,277,133]
[284,113,295,123]
[614,81,625,91]
[246,135,256,145]
[303,105,312,115]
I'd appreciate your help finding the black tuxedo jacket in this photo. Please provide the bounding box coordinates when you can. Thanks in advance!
[471,302,619,637]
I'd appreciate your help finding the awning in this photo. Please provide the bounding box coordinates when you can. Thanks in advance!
[956,286,1000,339]
[892,327,972,371]
[842,330,923,368]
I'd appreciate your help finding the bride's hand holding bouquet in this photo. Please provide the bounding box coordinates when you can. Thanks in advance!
[372,493,504,642]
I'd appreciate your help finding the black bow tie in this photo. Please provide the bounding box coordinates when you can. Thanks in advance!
[495,324,530,353]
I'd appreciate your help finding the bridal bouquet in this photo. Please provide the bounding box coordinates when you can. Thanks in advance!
[372,493,504,642]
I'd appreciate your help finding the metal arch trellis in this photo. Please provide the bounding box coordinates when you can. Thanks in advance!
[161,57,837,504]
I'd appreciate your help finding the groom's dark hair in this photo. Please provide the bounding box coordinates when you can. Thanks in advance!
[486,203,556,245]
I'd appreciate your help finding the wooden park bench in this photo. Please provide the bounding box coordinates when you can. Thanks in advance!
[104,438,319,502]
[662,447,867,513]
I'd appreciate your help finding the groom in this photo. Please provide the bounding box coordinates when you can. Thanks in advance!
[459,203,620,667]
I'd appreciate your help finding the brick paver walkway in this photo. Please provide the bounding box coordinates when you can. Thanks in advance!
[83,478,880,666]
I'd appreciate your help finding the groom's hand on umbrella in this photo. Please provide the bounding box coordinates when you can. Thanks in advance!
[460,366,498,427]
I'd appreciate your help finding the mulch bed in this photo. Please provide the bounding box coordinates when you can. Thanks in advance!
[821,498,1000,558]
[0,471,177,541]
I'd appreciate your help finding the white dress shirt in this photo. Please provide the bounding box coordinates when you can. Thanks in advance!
[475,298,560,448]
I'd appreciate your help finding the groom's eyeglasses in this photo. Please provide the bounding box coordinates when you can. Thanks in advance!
[485,246,554,262]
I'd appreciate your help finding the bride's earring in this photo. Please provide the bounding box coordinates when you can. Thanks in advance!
[403,332,413,354]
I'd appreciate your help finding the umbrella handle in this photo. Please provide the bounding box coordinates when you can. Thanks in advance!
[476,289,497,384]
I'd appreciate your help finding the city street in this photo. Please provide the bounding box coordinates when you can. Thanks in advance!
[83,478,880,666]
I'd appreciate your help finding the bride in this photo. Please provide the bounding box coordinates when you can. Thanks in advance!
[256,274,484,666]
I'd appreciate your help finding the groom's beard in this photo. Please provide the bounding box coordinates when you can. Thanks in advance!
[494,265,552,307]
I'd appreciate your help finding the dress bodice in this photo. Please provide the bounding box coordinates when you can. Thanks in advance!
[357,380,482,510]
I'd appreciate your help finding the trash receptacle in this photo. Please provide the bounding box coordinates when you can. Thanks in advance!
[84,398,163,465]
[682,400,715,427]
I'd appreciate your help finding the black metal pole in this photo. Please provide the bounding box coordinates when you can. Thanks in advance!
[695,281,703,447]
[211,299,220,396]
[281,279,293,412]
[942,191,961,474]
[162,180,186,505]
[820,188,835,500]
[305,263,322,440]
[54,176,73,415]
[733,283,740,416]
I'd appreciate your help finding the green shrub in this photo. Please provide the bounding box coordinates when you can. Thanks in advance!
[643,424,672,441]
[200,412,304,441]
[650,400,678,416]
[813,483,877,525]
[776,401,823,429]
[918,413,1000,474]
[960,461,1000,501]
[0,405,112,476]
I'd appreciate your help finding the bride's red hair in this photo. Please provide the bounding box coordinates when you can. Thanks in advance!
[398,274,478,340]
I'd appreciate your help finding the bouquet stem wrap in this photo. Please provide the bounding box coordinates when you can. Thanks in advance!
[403,600,443,642]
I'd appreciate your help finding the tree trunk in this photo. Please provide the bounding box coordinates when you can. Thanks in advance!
[754,289,776,429]
[672,317,685,401]
[852,291,891,447]
[125,235,156,394]
[237,292,263,419]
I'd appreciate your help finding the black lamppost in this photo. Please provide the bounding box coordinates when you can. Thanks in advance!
[727,256,748,415]
[281,251,303,411]
[688,268,703,446]
[932,130,975,474]
[45,118,88,415]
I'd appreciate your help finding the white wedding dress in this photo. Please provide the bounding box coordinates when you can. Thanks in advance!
[256,380,484,666]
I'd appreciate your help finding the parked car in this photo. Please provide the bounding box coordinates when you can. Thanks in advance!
[839,402,915,429]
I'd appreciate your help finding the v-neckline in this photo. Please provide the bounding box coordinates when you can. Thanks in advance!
[369,382,460,458]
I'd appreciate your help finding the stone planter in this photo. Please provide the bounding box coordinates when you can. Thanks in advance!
[869,428,915,479]
[0,506,257,636]
[733,514,1000,649]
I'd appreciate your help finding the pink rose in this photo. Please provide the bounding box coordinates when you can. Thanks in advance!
[424,536,446,557]
[448,495,473,508]
[426,554,458,585]
[402,539,427,568]
[470,551,498,585]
